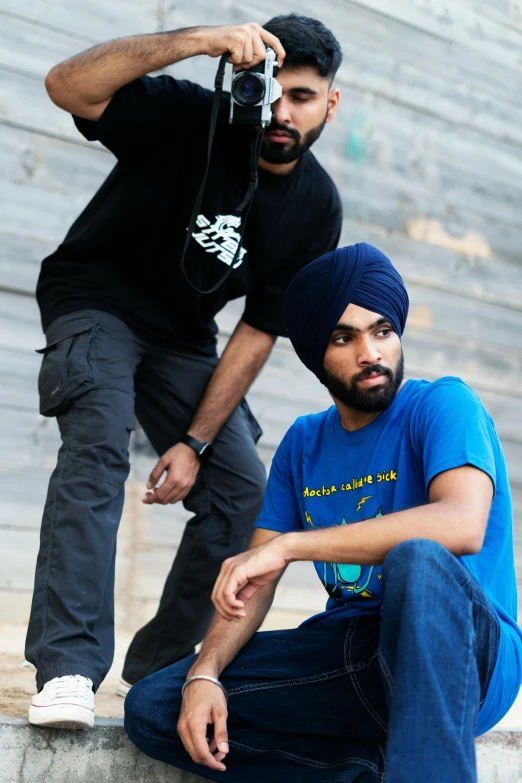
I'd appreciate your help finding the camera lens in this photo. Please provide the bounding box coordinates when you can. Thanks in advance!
[232,72,265,106]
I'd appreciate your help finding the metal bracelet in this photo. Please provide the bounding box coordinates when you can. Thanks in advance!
[181,675,228,704]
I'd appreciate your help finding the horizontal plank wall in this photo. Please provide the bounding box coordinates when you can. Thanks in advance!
[1,0,521,623]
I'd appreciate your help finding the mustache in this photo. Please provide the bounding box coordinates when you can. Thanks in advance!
[352,364,392,383]
[264,122,301,143]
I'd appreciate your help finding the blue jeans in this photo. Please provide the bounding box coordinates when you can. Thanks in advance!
[124,539,500,783]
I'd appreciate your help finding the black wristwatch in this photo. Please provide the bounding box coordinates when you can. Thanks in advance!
[181,434,213,461]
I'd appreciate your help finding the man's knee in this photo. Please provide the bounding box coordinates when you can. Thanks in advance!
[382,538,451,593]
[124,679,151,748]
[60,389,134,487]
[124,676,182,752]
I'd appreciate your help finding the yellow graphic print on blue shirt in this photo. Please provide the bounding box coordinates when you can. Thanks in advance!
[305,507,383,600]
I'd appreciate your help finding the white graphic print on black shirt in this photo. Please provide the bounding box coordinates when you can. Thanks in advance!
[193,214,247,269]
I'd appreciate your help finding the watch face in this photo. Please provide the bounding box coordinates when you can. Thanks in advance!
[199,442,210,456]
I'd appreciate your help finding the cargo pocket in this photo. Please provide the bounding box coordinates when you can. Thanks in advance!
[36,322,99,417]
[240,398,263,444]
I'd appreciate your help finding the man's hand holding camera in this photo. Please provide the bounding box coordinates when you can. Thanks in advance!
[197,22,285,69]
[44,22,285,122]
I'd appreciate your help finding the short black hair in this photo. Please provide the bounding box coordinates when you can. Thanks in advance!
[263,14,342,82]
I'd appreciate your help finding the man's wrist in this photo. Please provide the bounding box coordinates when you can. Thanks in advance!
[182,675,228,702]
[185,26,212,58]
[182,434,213,460]
[187,423,215,443]
[188,660,221,680]
[274,531,303,565]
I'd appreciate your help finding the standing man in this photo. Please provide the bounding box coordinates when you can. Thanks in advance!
[27,15,343,728]
[125,243,522,783]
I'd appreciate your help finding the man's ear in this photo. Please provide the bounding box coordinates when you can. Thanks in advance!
[326,87,340,123]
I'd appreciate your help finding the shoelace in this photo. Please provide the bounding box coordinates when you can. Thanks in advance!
[51,676,91,702]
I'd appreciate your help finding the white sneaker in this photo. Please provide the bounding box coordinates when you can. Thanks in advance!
[28,675,95,729]
[117,677,133,698]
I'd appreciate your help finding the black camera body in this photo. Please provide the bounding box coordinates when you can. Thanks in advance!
[229,46,282,126]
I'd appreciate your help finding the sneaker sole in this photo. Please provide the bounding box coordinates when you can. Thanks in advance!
[28,703,94,729]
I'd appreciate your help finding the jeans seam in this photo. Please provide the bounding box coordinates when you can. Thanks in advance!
[227,738,381,773]
[378,648,394,691]
[377,743,387,781]
[227,667,348,696]
[346,616,357,669]
[343,616,377,673]
[350,670,388,733]
[345,616,387,733]
[459,594,473,743]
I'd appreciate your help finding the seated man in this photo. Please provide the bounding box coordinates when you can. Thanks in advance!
[124,243,522,783]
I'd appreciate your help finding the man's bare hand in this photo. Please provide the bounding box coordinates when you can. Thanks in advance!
[212,538,288,621]
[197,23,286,68]
[177,679,229,772]
[143,443,200,505]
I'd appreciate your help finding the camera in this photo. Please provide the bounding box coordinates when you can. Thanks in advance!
[229,46,282,126]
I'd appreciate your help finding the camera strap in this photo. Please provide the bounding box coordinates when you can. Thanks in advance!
[179,53,264,295]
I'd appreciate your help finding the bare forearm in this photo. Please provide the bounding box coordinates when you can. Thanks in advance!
[189,584,276,678]
[189,321,276,443]
[211,469,492,623]
[45,27,204,113]
[281,501,483,566]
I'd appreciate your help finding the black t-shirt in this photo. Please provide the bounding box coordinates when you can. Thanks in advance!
[37,76,342,352]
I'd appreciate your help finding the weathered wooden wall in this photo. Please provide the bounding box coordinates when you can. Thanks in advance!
[1,0,521,622]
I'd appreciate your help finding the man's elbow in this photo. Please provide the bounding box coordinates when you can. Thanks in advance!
[257,330,277,358]
[236,321,277,360]
[455,516,487,556]
[44,66,68,109]
[44,67,105,120]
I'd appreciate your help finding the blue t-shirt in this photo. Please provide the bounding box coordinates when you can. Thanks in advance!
[256,377,522,735]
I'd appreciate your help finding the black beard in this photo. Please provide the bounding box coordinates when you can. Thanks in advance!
[260,114,327,164]
[323,352,405,414]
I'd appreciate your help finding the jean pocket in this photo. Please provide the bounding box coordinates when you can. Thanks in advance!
[36,322,99,417]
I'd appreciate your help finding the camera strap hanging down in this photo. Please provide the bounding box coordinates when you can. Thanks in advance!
[179,53,265,295]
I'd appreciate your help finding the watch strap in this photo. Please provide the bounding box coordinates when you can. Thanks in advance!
[182,434,212,460]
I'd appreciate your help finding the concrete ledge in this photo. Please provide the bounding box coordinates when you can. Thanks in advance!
[0,717,208,783]
[476,731,522,782]
[1,716,521,782]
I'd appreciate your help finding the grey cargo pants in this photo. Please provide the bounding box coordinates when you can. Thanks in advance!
[25,309,266,691]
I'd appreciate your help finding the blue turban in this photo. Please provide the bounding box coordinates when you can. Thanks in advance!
[283,243,409,381]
